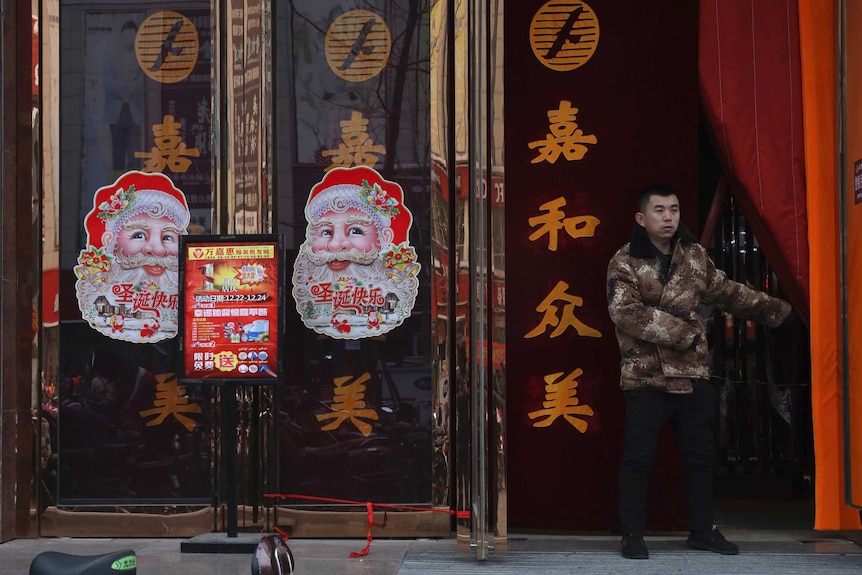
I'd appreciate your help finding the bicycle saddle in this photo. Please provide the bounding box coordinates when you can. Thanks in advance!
[29,548,136,575]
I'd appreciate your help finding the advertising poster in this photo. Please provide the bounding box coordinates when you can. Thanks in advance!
[291,166,421,339]
[179,236,283,382]
[74,171,190,343]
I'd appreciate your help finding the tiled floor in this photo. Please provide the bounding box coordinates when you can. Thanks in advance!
[5,529,862,575]
[2,536,442,575]
[5,497,860,575]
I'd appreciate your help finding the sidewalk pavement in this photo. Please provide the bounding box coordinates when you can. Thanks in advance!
[3,529,862,575]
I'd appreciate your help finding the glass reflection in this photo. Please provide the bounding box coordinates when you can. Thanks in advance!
[275,1,434,510]
[53,2,215,505]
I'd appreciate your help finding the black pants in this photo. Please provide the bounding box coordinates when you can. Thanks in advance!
[619,380,715,535]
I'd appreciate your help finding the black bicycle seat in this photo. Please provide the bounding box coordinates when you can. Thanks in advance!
[29,548,136,575]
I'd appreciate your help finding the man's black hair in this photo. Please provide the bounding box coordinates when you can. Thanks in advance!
[638,183,678,213]
[120,21,138,33]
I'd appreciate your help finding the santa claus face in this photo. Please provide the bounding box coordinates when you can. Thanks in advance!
[113,214,182,277]
[310,207,381,272]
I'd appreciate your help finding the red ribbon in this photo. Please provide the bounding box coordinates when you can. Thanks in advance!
[348,501,375,558]
[263,492,471,558]
[272,525,291,540]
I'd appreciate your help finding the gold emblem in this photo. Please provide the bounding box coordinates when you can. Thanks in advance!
[530,1,599,72]
[325,10,391,82]
[135,11,200,84]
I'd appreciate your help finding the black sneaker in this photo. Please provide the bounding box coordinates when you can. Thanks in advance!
[687,524,739,555]
[620,533,649,559]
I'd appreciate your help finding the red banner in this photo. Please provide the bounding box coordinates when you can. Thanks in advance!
[505,0,698,531]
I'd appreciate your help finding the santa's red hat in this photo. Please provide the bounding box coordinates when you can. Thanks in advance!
[305,167,413,247]
[83,171,190,249]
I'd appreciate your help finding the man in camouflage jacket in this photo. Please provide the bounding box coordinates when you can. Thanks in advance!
[606,184,790,560]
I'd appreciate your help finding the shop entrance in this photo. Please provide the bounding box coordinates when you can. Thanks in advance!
[500,0,814,533]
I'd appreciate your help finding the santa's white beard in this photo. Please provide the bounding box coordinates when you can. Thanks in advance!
[292,247,417,310]
[303,246,386,286]
[305,245,379,265]
[109,264,179,293]
[293,253,388,293]
[114,251,179,292]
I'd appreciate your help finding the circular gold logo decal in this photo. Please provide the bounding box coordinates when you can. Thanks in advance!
[135,11,200,84]
[530,1,599,72]
[325,10,391,82]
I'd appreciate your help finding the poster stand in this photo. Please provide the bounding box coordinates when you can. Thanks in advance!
[176,234,284,553]
[180,379,280,554]
[222,381,240,537]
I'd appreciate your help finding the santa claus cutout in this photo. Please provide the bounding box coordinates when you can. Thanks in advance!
[292,167,420,339]
[75,171,190,343]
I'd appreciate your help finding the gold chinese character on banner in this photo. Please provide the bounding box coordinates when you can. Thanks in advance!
[529,197,601,251]
[316,372,379,437]
[528,100,597,164]
[528,368,594,432]
[321,111,387,171]
[138,373,202,431]
[136,115,200,173]
[525,280,602,339]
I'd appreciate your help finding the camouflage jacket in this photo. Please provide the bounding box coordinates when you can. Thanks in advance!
[606,225,791,393]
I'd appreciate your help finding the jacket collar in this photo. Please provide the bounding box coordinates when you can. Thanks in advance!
[628,223,698,259]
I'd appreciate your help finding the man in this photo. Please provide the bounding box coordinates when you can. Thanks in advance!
[75,171,190,342]
[292,166,420,339]
[606,184,790,559]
